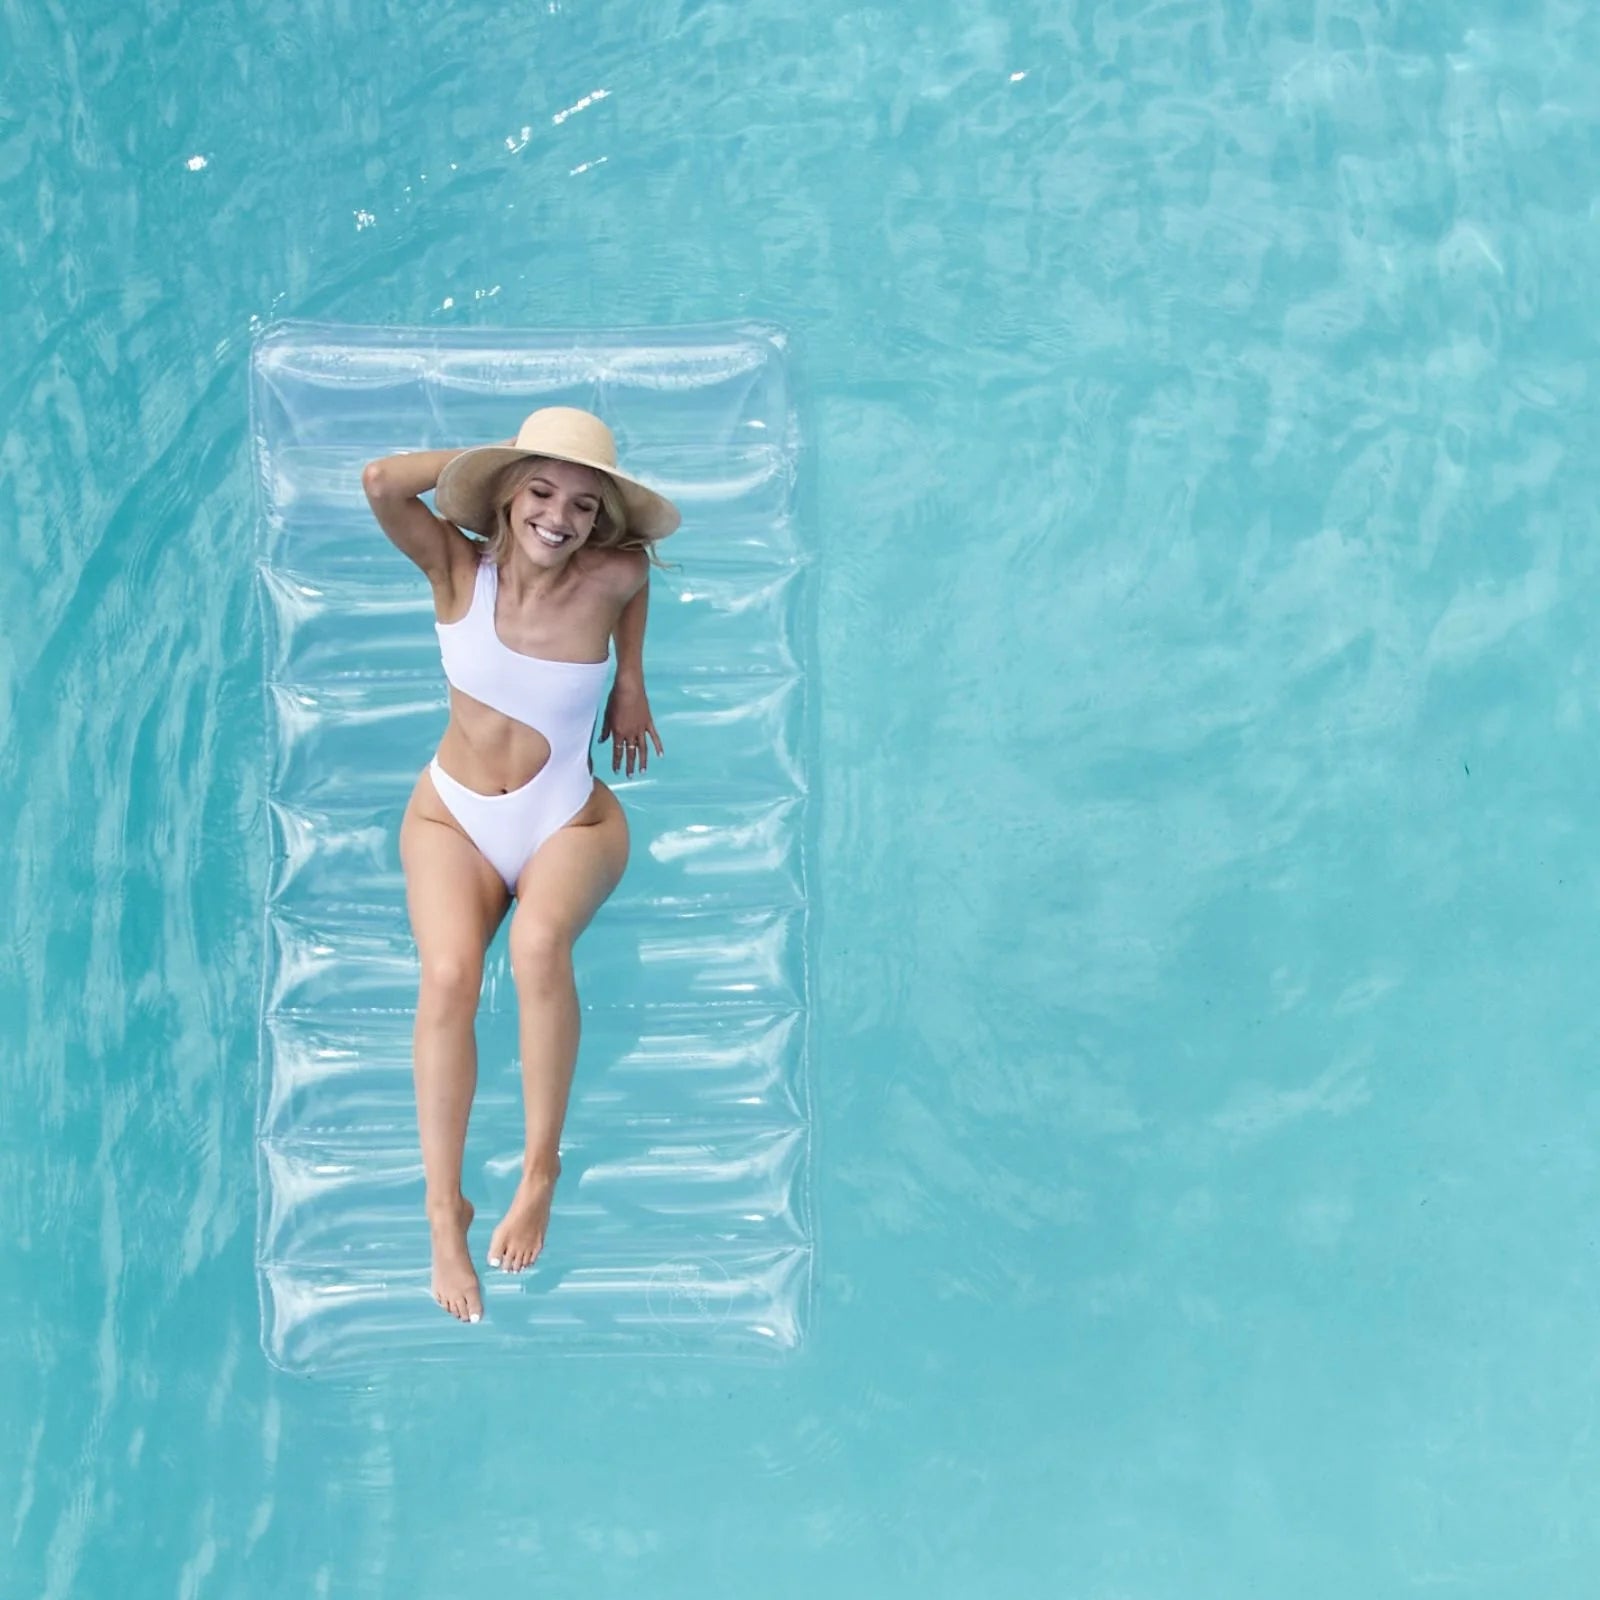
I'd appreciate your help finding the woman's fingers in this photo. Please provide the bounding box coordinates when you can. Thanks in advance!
[602,728,662,777]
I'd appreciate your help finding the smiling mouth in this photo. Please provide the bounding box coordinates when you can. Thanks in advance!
[531,523,571,548]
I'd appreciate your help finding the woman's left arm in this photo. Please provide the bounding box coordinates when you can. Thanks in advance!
[598,557,664,776]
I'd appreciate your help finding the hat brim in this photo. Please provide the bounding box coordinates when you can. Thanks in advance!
[434,445,681,541]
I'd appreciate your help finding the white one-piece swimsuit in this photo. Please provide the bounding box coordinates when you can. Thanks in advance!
[430,557,610,892]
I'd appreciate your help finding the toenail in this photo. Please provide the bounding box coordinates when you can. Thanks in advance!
[489,1255,501,1266]
[469,1313,480,1324]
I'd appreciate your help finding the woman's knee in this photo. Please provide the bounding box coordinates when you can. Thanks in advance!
[416,950,483,1019]
[508,917,573,995]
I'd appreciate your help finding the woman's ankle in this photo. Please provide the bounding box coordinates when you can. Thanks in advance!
[521,1152,562,1185]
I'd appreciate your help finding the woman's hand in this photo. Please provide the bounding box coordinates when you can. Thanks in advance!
[598,679,664,777]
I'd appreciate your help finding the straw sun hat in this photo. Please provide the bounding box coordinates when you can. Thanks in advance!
[434,407,681,541]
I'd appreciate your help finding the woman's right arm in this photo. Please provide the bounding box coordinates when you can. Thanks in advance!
[360,448,472,582]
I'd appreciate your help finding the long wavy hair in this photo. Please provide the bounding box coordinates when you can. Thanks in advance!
[479,455,668,570]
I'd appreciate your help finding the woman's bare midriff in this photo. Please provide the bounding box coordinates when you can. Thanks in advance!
[433,688,559,794]
[408,705,614,846]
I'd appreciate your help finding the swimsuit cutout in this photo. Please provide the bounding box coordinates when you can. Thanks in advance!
[429,557,610,892]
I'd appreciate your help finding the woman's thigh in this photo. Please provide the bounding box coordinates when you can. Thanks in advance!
[510,780,630,949]
[400,768,511,982]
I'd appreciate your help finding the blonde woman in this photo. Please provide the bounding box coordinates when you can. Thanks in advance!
[361,409,678,1324]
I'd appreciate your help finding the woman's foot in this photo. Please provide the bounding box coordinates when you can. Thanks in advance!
[428,1195,483,1323]
[487,1165,560,1274]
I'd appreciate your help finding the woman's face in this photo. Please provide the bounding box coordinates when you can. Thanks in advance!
[507,459,604,566]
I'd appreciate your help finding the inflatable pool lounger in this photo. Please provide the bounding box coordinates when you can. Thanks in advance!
[250,320,814,1375]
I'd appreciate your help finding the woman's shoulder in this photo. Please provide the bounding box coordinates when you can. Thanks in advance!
[580,544,650,598]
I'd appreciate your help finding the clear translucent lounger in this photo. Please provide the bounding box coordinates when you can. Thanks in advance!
[250,320,813,1376]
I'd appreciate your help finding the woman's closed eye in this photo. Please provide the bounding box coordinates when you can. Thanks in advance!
[533,490,598,514]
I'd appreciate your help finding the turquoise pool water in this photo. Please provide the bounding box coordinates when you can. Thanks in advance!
[7,1,1600,1595]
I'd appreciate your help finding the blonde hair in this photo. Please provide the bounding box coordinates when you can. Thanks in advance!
[480,455,669,570]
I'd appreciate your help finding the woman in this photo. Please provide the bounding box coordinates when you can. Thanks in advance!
[360,408,680,1325]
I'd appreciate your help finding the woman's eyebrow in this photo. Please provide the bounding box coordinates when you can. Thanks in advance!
[529,476,599,500]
